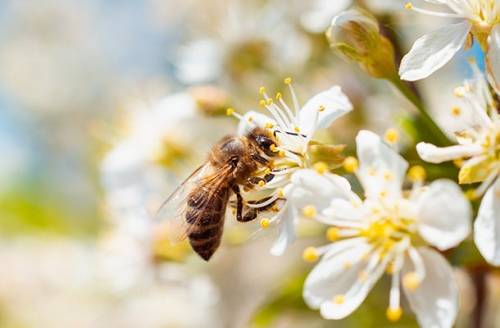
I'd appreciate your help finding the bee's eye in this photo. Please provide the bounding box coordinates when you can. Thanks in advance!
[256,136,273,150]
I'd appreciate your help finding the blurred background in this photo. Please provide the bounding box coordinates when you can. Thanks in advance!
[0,0,493,327]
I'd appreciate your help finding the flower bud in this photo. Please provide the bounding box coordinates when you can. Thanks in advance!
[326,8,396,79]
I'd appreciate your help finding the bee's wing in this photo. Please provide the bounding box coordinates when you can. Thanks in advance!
[155,163,212,243]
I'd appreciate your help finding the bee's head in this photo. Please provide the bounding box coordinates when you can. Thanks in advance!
[247,127,276,157]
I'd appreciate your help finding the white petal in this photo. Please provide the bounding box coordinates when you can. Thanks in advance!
[474,179,500,266]
[399,21,471,81]
[270,205,297,256]
[299,86,353,136]
[356,130,408,200]
[289,170,352,212]
[486,25,500,94]
[321,198,365,225]
[403,247,459,328]
[303,238,380,319]
[416,180,471,250]
[237,111,275,136]
[416,142,483,163]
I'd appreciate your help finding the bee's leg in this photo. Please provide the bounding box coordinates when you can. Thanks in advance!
[231,184,244,222]
[248,173,275,186]
[239,196,279,222]
[251,153,268,165]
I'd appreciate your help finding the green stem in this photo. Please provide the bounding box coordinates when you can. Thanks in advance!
[389,76,452,146]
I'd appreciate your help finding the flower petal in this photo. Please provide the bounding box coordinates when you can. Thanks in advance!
[399,21,471,81]
[270,205,297,256]
[237,111,275,136]
[289,169,352,212]
[474,179,500,266]
[416,142,483,164]
[403,247,459,328]
[486,25,500,93]
[299,86,352,136]
[416,180,471,250]
[356,130,408,200]
[303,238,382,319]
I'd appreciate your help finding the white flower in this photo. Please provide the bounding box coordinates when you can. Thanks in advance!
[303,130,471,326]
[400,0,500,81]
[232,78,353,255]
[416,67,500,264]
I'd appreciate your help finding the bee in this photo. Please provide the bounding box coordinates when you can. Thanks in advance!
[156,127,277,261]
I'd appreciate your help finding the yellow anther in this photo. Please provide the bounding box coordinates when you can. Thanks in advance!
[284,77,292,85]
[313,161,329,175]
[264,167,272,175]
[318,105,326,112]
[459,166,471,183]
[278,150,286,157]
[407,165,426,182]
[451,106,461,116]
[293,126,301,133]
[266,98,273,106]
[404,2,413,9]
[277,188,285,198]
[264,122,274,129]
[303,247,319,262]
[403,272,420,291]
[332,294,345,304]
[275,92,282,100]
[258,180,266,187]
[226,108,235,116]
[343,156,358,173]
[259,86,266,94]
[386,262,395,275]
[270,144,278,152]
[386,306,403,322]
[326,227,339,241]
[259,99,266,107]
[260,218,270,229]
[453,159,463,168]
[384,128,399,144]
[302,205,317,219]
[358,270,368,282]
[465,189,477,200]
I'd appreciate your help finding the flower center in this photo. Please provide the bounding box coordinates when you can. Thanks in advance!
[360,217,414,255]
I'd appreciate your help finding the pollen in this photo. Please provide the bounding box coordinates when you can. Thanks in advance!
[451,106,461,116]
[465,189,477,200]
[266,98,273,106]
[386,306,403,322]
[453,159,463,168]
[259,86,266,94]
[259,99,266,107]
[277,188,285,198]
[303,247,319,262]
[293,126,301,133]
[260,218,270,229]
[258,180,266,187]
[326,227,339,241]
[454,87,465,97]
[226,107,235,116]
[384,128,399,144]
[264,167,272,175]
[404,2,413,10]
[318,105,326,112]
[264,122,274,129]
[403,272,420,291]
[270,144,279,152]
[278,150,286,157]
[343,156,358,173]
[332,294,345,304]
[275,92,282,100]
[407,165,426,182]
[302,205,317,219]
[313,161,329,175]
[284,77,292,85]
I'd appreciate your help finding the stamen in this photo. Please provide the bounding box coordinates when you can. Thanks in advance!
[326,227,339,241]
[313,161,329,175]
[303,246,319,262]
[384,128,399,144]
[404,2,463,18]
[402,271,421,291]
[284,77,301,117]
[302,205,317,219]
[407,165,426,183]
[260,218,270,229]
[343,156,359,173]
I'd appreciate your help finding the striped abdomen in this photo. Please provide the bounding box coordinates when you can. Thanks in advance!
[185,184,230,261]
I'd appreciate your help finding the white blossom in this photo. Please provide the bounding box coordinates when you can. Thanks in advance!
[400,0,500,81]
[233,78,353,255]
[302,130,471,326]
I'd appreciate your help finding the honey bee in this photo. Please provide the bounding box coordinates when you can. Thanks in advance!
[156,127,277,261]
